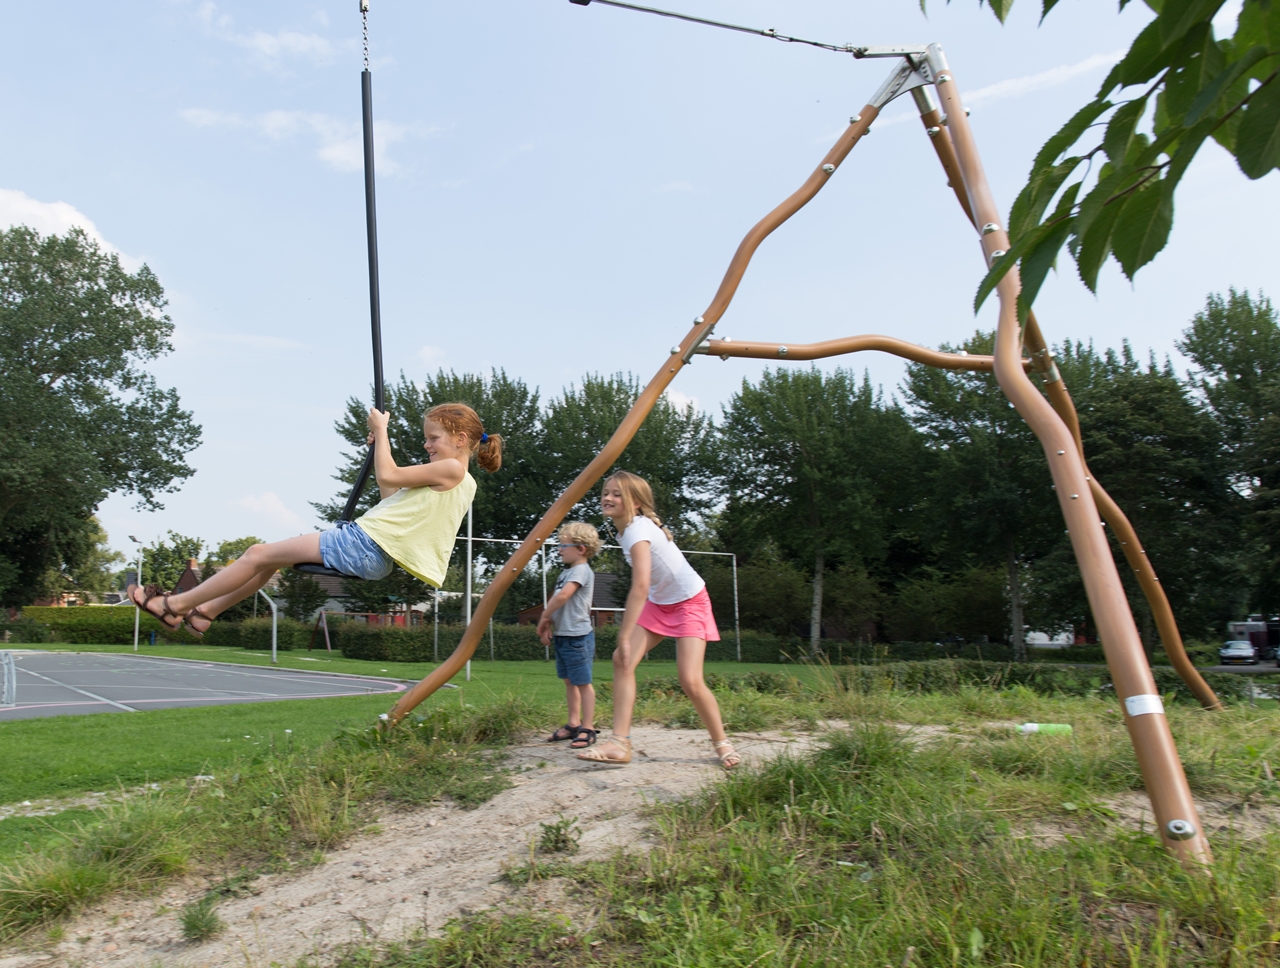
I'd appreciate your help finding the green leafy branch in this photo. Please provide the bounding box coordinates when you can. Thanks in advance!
[966,0,1280,317]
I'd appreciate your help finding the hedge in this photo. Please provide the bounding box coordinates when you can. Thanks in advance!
[18,606,200,645]
[202,616,307,651]
[330,623,809,664]
[829,659,1270,705]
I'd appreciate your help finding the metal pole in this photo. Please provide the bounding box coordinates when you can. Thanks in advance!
[465,504,473,681]
[258,589,279,665]
[542,544,550,661]
[732,553,741,662]
[489,617,495,661]
[133,549,143,652]
[0,651,15,708]
[433,589,439,662]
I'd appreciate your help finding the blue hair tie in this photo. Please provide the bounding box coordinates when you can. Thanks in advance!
[480,433,489,444]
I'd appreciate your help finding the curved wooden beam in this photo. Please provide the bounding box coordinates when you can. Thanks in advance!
[383,107,882,725]
[936,53,1211,865]
[693,334,1029,371]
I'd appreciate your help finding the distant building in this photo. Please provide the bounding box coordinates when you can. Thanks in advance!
[516,572,622,628]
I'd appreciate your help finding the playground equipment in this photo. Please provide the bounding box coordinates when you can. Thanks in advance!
[374,2,1219,865]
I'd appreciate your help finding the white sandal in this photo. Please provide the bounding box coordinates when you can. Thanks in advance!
[713,739,741,770]
[577,734,631,765]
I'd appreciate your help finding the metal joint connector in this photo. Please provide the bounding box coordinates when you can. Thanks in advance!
[981,222,1000,235]
[988,249,1006,265]
[1165,819,1197,841]
[822,164,835,173]
[926,126,941,137]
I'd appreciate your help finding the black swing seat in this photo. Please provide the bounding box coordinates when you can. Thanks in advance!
[293,562,364,581]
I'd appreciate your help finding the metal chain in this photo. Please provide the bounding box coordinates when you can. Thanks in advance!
[362,8,369,71]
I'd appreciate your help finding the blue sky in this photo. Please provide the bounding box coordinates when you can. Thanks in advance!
[3,0,1275,562]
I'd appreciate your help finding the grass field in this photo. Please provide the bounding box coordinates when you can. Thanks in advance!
[5,651,1280,963]
[0,649,816,805]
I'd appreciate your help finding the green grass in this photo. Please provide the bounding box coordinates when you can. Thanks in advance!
[0,650,818,804]
[330,686,1280,968]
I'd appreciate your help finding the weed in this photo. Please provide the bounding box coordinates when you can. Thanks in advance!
[179,896,224,943]
[537,816,581,855]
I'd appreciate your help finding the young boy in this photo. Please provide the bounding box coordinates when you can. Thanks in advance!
[537,522,602,749]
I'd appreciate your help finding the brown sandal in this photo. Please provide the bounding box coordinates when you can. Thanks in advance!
[185,606,213,638]
[576,734,630,765]
[713,740,741,770]
[127,583,183,631]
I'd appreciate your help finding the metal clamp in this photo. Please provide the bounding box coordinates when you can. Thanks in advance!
[1165,819,1197,841]
[680,316,713,364]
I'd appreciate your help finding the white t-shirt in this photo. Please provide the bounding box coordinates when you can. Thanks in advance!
[618,516,705,605]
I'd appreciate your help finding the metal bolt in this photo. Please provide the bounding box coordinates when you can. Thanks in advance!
[1056,450,1065,455]
[938,74,951,83]
[939,113,947,124]
[670,346,681,355]
[850,114,862,123]
[778,346,788,357]
[965,107,971,116]
[989,250,1006,264]
[1070,494,1079,499]
[822,164,835,173]
[981,222,1000,235]
[694,315,704,323]
[926,126,941,137]
[1165,819,1197,841]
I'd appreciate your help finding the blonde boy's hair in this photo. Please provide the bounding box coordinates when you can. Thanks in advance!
[558,522,602,559]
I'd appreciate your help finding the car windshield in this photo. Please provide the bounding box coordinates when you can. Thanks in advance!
[1223,642,1252,649]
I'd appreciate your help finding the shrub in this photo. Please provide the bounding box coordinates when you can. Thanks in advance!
[18,606,199,645]
[829,658,1269,705]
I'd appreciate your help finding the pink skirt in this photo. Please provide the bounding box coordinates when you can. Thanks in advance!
[638,587,721,641]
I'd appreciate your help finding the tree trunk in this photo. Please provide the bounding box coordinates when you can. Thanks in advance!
[1139,604,1155,663]
[810,551,825,657]
[1006,537,1026,662]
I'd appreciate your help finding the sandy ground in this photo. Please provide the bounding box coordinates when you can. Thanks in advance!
[0,725,829,968]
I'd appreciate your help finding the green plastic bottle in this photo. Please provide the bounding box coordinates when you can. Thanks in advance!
[1018,723,1072,735]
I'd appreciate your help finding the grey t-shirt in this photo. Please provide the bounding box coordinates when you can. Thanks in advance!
[552,563,595,636]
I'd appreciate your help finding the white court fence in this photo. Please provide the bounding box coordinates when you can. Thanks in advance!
[1,651,15,707]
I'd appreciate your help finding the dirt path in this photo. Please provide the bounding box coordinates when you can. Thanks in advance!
[0,725,829,968]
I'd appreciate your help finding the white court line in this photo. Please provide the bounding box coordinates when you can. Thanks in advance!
[18,668,137,712]
[104,655,389,688]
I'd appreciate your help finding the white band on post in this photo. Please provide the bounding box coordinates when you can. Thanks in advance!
[1124,694,1165,717]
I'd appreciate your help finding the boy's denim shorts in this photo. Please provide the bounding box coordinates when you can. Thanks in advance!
[318,521,395,580]
[554,631,596,686]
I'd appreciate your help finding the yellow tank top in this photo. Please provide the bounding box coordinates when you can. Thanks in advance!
[355,472,476,587]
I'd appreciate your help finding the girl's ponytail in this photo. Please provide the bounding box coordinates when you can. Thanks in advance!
[476,433,503,473]
[425,403,503,473]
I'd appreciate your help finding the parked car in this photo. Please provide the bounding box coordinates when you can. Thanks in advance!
[1218,640,1259,665]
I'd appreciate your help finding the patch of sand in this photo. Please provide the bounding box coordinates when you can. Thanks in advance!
[0,725,829,968]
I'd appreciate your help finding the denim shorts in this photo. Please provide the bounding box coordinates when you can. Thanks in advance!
[554,631,596,685]
[318,521,395,580]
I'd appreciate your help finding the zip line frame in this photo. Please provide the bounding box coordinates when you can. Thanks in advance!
[374,24,1218,867]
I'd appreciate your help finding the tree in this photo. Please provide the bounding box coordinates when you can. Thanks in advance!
[1178,290,1280,611]
[902,333,1057,659]
[144,532,205,591]
[278,568,331,622]
[341,568,433,615]
[541,373,720,534]
[0,226,201,607]
[971,0,1280,314]
[719,367,920,653]
[322,369,547,539]
[204,536,265,571]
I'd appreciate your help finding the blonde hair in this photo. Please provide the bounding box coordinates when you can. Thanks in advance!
[602,470,673,541]
[425,403,503,473]
[557,522,602,559]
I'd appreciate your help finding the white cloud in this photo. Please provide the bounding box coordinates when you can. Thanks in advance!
[653,180,694,193]
[417,344,446,367]
[819,49,1127,141]
[962,49,1127,107]
[194,1,341,68]
[665,389,700,411]
[0,189,142,271]
[238,491,307,530]
[181,108,422,173]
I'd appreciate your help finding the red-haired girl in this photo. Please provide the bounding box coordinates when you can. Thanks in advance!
[127,403,502,636]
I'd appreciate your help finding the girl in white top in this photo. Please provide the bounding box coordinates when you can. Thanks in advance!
[577,470,740,769]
